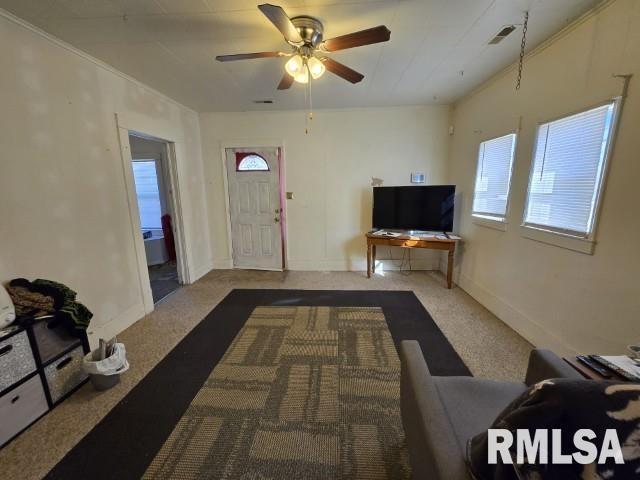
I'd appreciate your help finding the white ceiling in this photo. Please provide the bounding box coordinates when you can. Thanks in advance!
[1,0,600,112]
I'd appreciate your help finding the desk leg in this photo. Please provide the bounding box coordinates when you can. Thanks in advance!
[372,245,376,274]
[447,247,454,289]
[367,243,372,278]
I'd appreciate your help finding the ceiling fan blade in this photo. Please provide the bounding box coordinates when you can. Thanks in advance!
[320,25,391,52]
[322,58,364,84]
[277,73,294,90]
[258,4,303,45]
[216,51,285,62]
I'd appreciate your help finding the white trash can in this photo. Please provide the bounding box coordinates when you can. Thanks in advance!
[82,343,129,391]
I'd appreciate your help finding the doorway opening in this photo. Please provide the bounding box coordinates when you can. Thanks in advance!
[224,147,286,271]
[129,134,180,303]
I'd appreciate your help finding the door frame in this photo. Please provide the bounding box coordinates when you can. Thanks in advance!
[220,139,287,270]
[116,119,189,313]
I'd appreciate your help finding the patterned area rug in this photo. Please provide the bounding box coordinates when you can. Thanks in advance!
[144,306,411,479]
[46,290,470,480]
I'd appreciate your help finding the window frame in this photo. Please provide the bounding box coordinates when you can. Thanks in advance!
[132,154,166,231]
[471,132,518,228]
[520,98,622,253]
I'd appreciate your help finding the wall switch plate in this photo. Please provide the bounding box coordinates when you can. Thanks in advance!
[411,172,426,184]
[286,192,294,200]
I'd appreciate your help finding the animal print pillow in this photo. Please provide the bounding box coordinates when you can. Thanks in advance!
[466,379,640,480]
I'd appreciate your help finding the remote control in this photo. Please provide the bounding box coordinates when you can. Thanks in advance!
[576,355,612,378]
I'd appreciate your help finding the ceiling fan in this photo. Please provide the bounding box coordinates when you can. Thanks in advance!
[215,3,391,90]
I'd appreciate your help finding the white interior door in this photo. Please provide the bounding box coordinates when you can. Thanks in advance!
[226,147,283,270]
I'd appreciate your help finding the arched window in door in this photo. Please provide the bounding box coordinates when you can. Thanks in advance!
[237,154,269,171]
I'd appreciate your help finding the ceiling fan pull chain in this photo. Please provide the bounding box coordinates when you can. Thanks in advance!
[304,65,309,134]
[306,80,313,134]
[516,11,529,91]
[302,58,314,134]
[309,70,314,121]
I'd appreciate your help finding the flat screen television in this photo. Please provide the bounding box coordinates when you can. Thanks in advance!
[372,185,456,232]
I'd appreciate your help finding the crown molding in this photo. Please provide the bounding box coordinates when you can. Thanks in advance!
[0,7,197,115]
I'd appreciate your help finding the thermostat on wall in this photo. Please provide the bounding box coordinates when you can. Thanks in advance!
[411,172,426,184]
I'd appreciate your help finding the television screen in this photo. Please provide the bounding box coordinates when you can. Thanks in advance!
[372,185,456,232]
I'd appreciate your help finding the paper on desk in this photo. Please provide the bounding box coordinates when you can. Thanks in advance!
[600,356,640,376]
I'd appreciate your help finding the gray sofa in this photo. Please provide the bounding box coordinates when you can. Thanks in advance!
[400,340,582,480]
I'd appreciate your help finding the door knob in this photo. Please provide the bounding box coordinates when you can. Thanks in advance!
[274,217,280,223]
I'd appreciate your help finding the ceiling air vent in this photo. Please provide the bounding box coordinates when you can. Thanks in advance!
[488,25,516,45]
[253,100,274,104]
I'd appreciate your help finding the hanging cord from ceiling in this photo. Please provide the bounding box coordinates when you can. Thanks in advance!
[304,58,314,135]
[304,64,309,134]
[516,10,529,91]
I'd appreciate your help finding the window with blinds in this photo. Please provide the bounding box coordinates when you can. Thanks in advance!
[523,102,617,238]
[472,133,517,221]
[132,160,162,230]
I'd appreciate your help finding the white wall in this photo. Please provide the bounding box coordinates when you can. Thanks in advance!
[200,106,451,271]
[448,0,640,355]
[0,12,212,345]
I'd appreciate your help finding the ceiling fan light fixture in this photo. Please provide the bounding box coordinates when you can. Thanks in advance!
[307,56,326,79]
[285,54,304,77]
[216,4,391,91]
[294,66,309,84]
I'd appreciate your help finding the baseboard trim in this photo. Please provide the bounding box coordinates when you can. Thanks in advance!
[285,259,439,272]
[457,272,578,356]
[86,302,146,350]
[213,254,441,272]
[191,261,214,282]
[212,259,234,269]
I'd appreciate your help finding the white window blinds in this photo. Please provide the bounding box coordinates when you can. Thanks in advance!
[132,160,162,230]
[524,102,616,237]
[472,133,516,219]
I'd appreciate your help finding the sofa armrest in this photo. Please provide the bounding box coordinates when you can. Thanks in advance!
[400,340,470,480]
[524,349,583,386]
